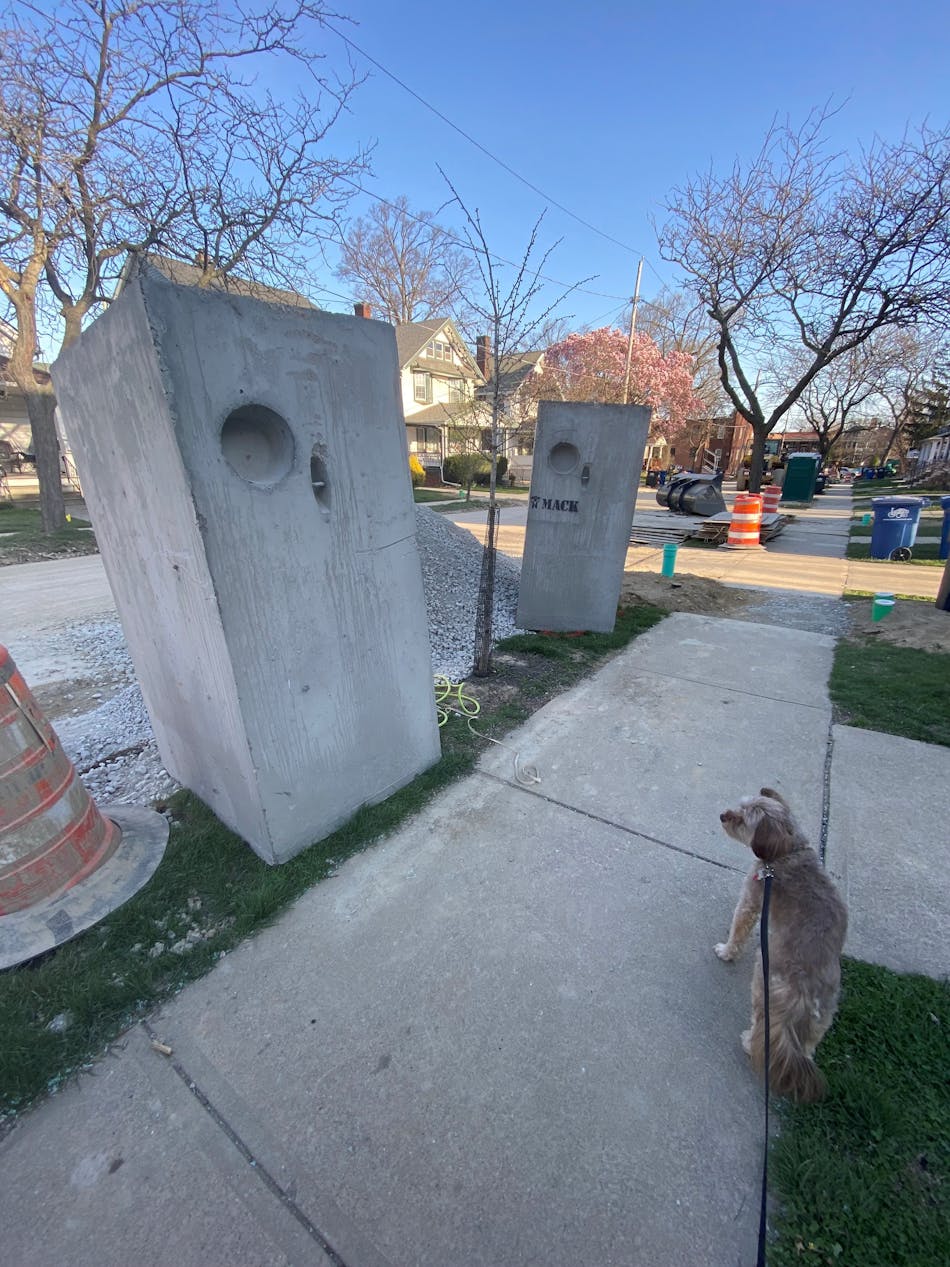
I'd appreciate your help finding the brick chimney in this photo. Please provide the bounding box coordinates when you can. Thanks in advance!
[353,301,372,319]
[476,335,491,379]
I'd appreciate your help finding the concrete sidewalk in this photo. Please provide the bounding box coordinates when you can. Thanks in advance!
[4,475,948,1267]
[3,613,850,1267]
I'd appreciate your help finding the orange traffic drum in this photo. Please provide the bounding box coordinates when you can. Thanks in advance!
[0,645,120,914]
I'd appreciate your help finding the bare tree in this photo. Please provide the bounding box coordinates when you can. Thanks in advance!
[441,170,587,675]
[791,341,882,459]
[659,113,950,490]
[1,0,368,531]
[872,329,945,464]
[335,195,477,326]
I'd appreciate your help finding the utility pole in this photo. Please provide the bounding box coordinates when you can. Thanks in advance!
[622,258,644,405]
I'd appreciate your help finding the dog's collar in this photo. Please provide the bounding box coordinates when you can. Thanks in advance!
[755,865,775,881]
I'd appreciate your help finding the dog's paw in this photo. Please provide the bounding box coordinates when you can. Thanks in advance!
[714,942,737,962]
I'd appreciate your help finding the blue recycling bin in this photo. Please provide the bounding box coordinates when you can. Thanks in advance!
[657,469,668,487]
[870,496,929,560]
[940,495,950,561]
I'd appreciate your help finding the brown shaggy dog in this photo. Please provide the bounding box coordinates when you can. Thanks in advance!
[716,788,847,1102]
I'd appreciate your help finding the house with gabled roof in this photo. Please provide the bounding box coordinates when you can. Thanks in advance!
[388,316,487,482]
[474,337,546,481]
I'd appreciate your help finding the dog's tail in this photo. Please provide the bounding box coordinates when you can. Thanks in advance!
[750,981,828,1103]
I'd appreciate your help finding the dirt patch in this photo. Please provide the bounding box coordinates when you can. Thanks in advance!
[447,649,586,721]
[31,674,130,723]
[0,536,99,567]
[846,601,950,653]
[620,569,754,616]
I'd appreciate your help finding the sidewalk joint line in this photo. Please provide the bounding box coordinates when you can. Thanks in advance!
[623,665,830,711]
[142,1021,351,1267]
[477,771,745,874]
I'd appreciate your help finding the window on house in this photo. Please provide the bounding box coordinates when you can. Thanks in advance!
[448,379,465,402]
[716,425,726,439]
[413,372,431,403]
[425,339,454,362]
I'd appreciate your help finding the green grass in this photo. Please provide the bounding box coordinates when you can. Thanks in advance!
[768,959,949,1267]
[843,590,936,602]
[0,601,666,1120]
[412,488,463,503]
[830,639,950,746]
[0,505,95,559]
[846,540,945,565]
[497,602,665,660]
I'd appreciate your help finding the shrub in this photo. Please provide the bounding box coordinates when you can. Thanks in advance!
[443,453,490,490]
[408,454,426,487]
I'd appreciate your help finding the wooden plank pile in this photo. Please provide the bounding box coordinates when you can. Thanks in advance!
[629,510,789,547]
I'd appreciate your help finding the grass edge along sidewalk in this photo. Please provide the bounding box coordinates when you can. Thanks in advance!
[0,603,664,1123]
[767,631,950,1265]
[767,958,949,1267]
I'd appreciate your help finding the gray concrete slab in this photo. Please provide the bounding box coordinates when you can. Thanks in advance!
[479,614,834,864]
[148,776,764,1267]
[0,629,782,1267]
[826,725,950,980]
[0,554,115,638]
[0,1026,333,1267]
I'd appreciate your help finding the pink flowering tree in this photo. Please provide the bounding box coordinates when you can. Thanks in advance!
[539,327,702,450]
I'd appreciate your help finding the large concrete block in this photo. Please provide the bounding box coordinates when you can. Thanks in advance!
[517,401,650,631]
[51,264,440,863]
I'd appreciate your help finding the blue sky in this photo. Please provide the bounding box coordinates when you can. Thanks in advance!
[310,0,950,330]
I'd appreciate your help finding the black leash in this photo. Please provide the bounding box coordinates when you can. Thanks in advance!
[757,868,774,1267]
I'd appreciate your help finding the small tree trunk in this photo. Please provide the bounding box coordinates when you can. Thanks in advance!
[27,389,67,533]
[748,427,768,494]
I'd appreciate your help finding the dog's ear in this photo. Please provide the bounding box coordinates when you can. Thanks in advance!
[760,786,789,811]
[750,809,791,862]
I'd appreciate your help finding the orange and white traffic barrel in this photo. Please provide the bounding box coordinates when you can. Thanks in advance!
[0,645,168,968]
[723,492,763,548]
[761,485,782,516]
[0,646,121,913]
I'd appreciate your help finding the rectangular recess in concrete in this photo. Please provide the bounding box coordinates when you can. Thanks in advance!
[517,401,650,631]
[51,264,440,863]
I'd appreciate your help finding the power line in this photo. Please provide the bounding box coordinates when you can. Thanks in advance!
[332,175,631,302]
[326,23,664,275]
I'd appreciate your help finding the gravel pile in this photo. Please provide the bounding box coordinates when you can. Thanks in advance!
[741,592,852,638]
[52,506,523,805]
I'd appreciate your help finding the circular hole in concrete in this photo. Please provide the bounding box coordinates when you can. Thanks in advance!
[221,405,294,486]
[549,441,580,474]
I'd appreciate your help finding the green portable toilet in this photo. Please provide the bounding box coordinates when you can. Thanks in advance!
[780,452,821,507]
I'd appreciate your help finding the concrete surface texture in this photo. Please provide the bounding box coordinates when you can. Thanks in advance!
[825,724,950,979]
[50,264,440,864]
[1,614,863,1267]
[517,401,650,631]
